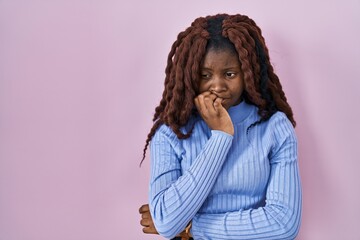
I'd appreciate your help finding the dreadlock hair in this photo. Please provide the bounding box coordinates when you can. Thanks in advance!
[141,13,296,164]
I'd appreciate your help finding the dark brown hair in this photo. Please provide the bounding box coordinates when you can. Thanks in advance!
[141,13,295,164]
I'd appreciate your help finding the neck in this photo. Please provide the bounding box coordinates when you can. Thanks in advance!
[227,101,254,123]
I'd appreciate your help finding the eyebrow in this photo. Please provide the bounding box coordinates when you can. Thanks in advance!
[200,66,240,70]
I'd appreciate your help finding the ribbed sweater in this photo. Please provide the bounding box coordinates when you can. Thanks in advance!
[149,101,302,239]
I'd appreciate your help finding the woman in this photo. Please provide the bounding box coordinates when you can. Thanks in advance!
[139,13,302,240]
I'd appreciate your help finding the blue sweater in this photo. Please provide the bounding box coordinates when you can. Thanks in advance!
[149,101,302,239]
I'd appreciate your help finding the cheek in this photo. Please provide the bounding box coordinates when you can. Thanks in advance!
[238,85,245,95]
[236,80,245,95]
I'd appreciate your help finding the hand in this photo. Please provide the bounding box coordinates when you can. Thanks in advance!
[139,204,158,234]
[139,204,192,239]
[194,91,234,135]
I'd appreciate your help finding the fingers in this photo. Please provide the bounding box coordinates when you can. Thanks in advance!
[139,204,151,227]
[140,218,152,226]
[141,211,151,219]
[194,92,233,134]
[194,96,201,114]
[142,226,158,234]
[194,91,218,117]
[213,97,224,112]
[201,92,217,111]
[138,204,149,214]
[139,203,159,235]
[141,216,158,234]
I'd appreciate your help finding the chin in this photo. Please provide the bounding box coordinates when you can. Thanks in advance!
[223,104,232,110]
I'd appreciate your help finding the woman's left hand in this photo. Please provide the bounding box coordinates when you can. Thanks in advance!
[139,204,192,239]
[139,204,158,234]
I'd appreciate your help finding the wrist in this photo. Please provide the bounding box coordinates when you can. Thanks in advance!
[177,221,192,239]
[185,221,192,237]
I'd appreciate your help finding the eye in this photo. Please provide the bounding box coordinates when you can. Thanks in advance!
[225,72,236,78]
[200,73,211,80]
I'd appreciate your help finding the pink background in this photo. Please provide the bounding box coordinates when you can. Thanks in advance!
[1,1,359,239]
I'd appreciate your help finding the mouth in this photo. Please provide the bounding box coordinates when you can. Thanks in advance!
[216,96,229,102]
[211,93,229,100]
[209,91,231,105]
[214,97,229,107]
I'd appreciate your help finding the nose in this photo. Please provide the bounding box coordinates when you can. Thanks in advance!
[209,76,227,93]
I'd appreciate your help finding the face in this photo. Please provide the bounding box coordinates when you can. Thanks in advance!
[198,48,244,110]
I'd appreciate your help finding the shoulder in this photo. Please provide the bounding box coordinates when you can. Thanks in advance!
[267,112,296,138]
[250,111,296,139]
[149,124,184,159]
[266,112,297,159]
[153,115,200,139]
[152,124,179,144]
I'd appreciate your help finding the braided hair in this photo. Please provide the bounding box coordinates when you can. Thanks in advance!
[141,13,295,164]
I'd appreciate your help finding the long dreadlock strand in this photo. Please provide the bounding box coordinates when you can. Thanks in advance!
[141,18,209,164]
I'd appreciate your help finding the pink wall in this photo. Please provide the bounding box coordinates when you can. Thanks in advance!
[1,1,359,239]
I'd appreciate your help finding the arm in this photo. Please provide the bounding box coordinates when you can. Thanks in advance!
[149,92,235,238]
[191,115,302,239]
[149,127,233,239]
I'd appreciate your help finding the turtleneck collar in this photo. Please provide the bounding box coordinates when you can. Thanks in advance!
[227,100,255,123]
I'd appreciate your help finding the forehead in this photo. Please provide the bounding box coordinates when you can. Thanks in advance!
[201,48,240,68]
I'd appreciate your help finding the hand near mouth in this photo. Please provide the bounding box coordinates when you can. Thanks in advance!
[194,91,234,135]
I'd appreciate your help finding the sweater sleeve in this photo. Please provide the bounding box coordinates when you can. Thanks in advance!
[191,115,302,240]
[149,126,233,239]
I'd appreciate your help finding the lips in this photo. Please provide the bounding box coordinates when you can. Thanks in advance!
[214,97,230,108]
[211,93,230,99]
[216,96,230,102]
